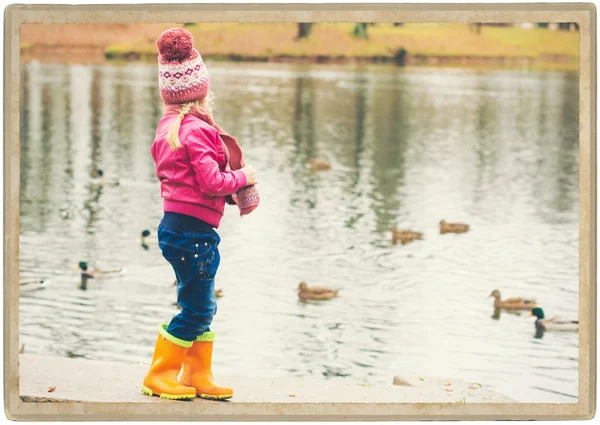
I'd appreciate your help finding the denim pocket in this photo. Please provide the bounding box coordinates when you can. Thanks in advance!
[190,238,219,282]
[160,243,193,284]
[188,238,214,266]
[158,225,220,284]
[162,242,216,283]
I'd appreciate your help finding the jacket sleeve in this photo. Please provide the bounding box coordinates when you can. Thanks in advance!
[186,125,247,197]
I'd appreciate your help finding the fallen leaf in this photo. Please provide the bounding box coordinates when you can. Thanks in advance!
[468,385,480,390]
[418,377,424,381]
[445,389,453,392]
[288,394,296,397]
[444,383,452,386]
[48,386,56,393]
[469,382,482,388]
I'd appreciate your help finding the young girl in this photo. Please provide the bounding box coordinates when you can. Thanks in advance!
[142,28,258,400]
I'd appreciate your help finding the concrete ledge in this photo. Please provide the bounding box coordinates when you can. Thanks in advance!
[19,354,513,404]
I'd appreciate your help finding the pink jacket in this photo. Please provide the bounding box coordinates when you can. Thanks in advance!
[151,114,247,228]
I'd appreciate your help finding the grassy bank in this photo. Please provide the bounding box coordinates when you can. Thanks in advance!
[21,23,579,70]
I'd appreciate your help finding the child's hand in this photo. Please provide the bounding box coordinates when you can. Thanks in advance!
[241,165,258,186]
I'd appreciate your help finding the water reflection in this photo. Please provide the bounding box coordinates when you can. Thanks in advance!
[370,72,410,234]
[19,62,579,403]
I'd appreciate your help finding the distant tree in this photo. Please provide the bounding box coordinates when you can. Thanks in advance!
[353,23,368,39]
[559,22,579,31]
[468,23,482,34]
[393,48,407,66]
[298,23,313,39]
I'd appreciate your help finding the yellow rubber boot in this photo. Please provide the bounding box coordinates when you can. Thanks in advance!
[141,324,197,400]
[179,332,233,400]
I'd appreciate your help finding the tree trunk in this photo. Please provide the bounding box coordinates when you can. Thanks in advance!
[298,23,313,39]
[353,23,368,39]
[469,23,482,34]
[469,22,483,34]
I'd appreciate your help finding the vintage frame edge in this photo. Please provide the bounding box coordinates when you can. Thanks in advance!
[3,2,597,421]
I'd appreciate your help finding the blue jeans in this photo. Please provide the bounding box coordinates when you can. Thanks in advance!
[157,222,221,341]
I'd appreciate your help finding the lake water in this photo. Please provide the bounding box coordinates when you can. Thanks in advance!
[19,61,579,403]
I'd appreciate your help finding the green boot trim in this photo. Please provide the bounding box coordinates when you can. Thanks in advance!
[195,331,215,342]
[199,393,233,400]
[160,392,196,400]
[141,385,196,400]
[158,324,194,348]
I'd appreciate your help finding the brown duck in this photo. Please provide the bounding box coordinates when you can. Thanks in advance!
[390,226,423,245]
[489,289,536,310]
[439,220,470,234]
[298,282,339,301]
[307,158,332,171]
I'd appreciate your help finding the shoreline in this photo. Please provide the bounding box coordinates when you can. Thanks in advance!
[19,354,514,405]
[20,46,578,72]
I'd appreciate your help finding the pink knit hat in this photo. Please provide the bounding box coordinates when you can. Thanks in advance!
[156,28,210,104]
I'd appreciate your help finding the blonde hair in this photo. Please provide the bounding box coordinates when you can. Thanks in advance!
[166,92,215,150]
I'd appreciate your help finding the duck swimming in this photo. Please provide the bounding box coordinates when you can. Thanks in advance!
[489,289,536,310]
[439,220,470,234]
[307,158,332,171]
[91,169,119,186]
[77,261,123,291]
[390,226,423,245]
[530,307,578,332]
[298,281,339,301]
[77,261,123,278]
[20,278,51,293]
[140,229,158,249]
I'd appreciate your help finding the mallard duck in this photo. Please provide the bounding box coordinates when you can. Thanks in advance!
[390,226,423,245]
[19,278,51,292]
[91,169,119,186]
[439,220,470,234]
[298,281,339,301]
[530,307,578,332]
[307,158,332,171]
[77,261,123,291]
[77,261,123,279]
[489,289,536,310]
[140,229,158,249]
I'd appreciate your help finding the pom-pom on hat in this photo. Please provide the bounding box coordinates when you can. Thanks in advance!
[156,27,210,104]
